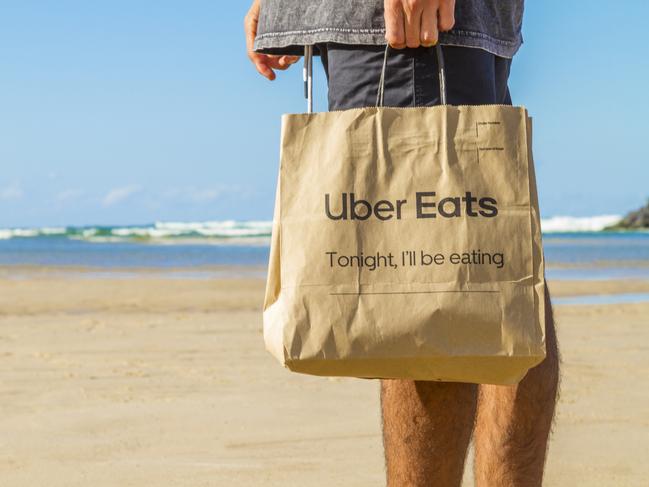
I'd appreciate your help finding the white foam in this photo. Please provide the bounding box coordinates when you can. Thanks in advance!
[0,216,632,243]
[109,220,274,239]
[0,228,40,239]
[540,215,622,233]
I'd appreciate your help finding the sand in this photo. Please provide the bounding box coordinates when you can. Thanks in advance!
[1,267,648,486]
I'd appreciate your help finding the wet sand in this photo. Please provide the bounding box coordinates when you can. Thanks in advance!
[1,267,647,486]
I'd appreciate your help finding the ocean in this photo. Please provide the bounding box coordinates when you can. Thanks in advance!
[1,218,648,280]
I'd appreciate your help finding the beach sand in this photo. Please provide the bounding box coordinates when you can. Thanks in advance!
[1,268,648,486]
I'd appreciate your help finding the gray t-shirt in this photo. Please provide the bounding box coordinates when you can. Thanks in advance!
[254,0,524,59]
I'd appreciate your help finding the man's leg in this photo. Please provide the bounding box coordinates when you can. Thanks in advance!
[381,380,477,486]
[473,286,560,487]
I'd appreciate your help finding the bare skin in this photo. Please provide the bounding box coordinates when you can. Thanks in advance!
[382,287,559,487]
[245,2,559,485]
[381,380,477,486]
[244,0,299,80]
[383,0,456,49]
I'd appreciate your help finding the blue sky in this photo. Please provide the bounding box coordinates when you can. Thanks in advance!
[0,0,647,227]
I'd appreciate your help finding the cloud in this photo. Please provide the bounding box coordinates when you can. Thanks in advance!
[163,185,228,204]
[190,188,222,203]
[55,189,85,203]
[102,184,142,207]
[0,183,24,201]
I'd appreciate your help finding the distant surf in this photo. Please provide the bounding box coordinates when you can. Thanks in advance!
[0,215,637,244]
[0,220,273,244]
[540,215,622,233]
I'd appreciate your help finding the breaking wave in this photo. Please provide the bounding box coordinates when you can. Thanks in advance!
[540,215,622,233]
[0,221,273,243]
[0,215,634,243]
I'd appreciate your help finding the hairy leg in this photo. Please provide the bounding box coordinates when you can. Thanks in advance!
[474,286,560,486]
[381,380,477,487]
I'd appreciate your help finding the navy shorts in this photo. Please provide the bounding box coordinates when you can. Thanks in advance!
[319,44,512,110]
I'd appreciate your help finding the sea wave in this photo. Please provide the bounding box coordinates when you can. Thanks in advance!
[540,215,622,233]
[0,215,631,243]
[0,221,273,243]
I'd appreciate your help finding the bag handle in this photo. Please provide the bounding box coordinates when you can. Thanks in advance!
[376,44,447,107]
[302,43,447,112]
[304,45,313,113]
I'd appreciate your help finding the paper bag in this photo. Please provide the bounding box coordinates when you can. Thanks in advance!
[263,105,545,385]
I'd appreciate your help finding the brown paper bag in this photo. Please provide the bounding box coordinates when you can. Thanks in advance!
[263,104,545,385]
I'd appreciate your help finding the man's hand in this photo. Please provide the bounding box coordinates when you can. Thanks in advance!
[245,0,299,80]
[384,0,455,49]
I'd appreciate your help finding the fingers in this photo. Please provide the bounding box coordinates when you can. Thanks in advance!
[437,0,456,31]
[385,0,454,49]
[403,0,425,48]
[252,56,277,80]
[384,0,406,49]
[246,0,296,80]
[420,0,439,47]
[266,55,300,70]
[244,0,274,80]
[248,54,300,81]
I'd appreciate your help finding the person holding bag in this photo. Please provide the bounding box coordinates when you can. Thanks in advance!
[244,1,559,486]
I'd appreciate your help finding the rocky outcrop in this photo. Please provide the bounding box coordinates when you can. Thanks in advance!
[609,200,649,229]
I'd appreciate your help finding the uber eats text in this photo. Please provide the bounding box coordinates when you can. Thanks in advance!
[325,192,498,221]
